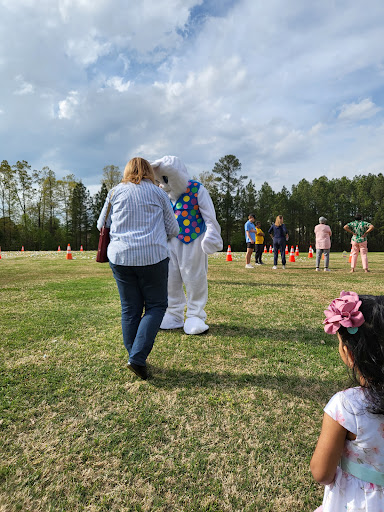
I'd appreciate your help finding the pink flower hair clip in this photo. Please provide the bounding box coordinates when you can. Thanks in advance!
[323,291,365,335]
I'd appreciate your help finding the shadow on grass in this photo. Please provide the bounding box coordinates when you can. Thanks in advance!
[211,281,296,287]
[148,366,340,403]
[203,323,331,345]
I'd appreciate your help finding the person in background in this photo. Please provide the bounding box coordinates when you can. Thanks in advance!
[268,215,289,269]
[311,291,384,511]
[314,217,332,272]
[244,214,256,269]
[343,214,374,273]
[97,157,179,380]
[254,221,265,265]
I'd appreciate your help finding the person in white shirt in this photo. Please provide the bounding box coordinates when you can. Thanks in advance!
[97,157,179,380]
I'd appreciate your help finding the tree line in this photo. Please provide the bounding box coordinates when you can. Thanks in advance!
[0,160,120,250]
[1,156,383,252]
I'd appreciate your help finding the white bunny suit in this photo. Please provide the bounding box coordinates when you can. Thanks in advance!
[151,156,223,335]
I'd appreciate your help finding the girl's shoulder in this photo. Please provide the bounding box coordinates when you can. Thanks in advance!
[326,388,374,420]
[326,388,366,414]
[324,388,366,434]
[328,387,365,405]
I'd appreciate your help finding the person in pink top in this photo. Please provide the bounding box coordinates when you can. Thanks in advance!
[314,217,332,272]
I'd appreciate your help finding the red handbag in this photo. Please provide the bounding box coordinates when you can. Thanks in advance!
[96,192,114,263]
[96,226,110,263]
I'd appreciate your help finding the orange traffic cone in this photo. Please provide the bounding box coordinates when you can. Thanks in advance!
[269,245,273,254]
[349,249,352,263]
[21,246,24,252]
[66,244,73,260]
[308,245,313,258]
[80,245,84,252]
[322,253,325,260]
[58,246,61,252]
[226,245,232,262]
[289,246,296,262]
[0,247,2,260]
[263,245,267,253]
[295,245,299,256]
[285,245,289,255]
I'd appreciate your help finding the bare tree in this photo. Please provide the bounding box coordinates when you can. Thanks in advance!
[102,165,122,191]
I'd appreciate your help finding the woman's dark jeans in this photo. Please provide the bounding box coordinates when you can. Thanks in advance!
[273,239,286,265]
[109,258,169,366]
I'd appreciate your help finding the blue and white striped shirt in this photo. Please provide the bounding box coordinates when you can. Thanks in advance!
[97,180,179,266]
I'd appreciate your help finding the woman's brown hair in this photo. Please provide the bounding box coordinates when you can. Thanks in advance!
[122,157,155,185]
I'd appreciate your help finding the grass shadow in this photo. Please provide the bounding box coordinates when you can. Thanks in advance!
[204,323,330,344]
[148,366,340,403]
[212,281,296,287]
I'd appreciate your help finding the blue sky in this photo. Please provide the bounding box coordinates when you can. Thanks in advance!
[1,0,384,195]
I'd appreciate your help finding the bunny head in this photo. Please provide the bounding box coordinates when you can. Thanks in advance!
[151,155,190,203]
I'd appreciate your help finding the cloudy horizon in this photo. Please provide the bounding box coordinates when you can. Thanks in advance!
[1,0,384,196]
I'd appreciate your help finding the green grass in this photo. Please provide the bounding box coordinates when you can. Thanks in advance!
[1,250,384,511]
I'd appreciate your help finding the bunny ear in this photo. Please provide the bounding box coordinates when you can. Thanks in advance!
[150,160,160,169]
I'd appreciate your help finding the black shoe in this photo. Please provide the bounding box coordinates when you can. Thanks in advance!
[127,362,148,380]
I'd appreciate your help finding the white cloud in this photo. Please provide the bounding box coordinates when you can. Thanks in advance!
[337,98,381,121]
[58,0,105,23]
[117,53,130,73]
[309,123,324,136]
[57,91,79,119]
[0,0,384,192]
[66,34,111,66]
[13,75,34,95]
[105,76,131,92]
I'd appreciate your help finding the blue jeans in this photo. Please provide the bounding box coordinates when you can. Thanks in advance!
[109,258,169,366]
[273,239,286,265]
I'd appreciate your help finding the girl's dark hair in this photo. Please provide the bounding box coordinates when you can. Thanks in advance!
[355,213,362,220]
[338,295,384,415]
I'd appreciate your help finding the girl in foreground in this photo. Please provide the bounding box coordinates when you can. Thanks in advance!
[311,291,384,511]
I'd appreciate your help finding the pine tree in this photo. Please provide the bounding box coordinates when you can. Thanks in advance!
[212,155,246,247]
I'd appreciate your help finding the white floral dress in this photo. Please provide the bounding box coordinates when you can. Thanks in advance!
[321,387,384,511]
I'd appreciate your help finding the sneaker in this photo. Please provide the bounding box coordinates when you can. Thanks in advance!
[259,261,264,265]
[245,264,254,268]
[282,265,286,269]
[324,268,331,272]
[272,265,277,269]
[255,262,261,265]
[315,268,320,271]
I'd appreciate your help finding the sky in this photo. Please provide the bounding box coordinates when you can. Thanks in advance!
[1,0,384,195]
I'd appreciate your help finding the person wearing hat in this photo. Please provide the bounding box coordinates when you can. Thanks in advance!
[314,217,332,271]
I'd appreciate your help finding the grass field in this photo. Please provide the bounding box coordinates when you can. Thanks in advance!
[1,249,384,511]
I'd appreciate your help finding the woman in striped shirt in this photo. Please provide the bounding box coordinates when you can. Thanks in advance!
[97,157,179,379]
